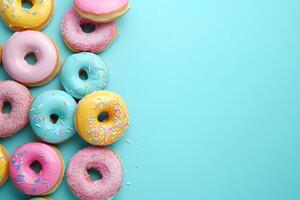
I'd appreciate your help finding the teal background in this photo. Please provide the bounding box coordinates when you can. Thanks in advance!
[1,0,300,199]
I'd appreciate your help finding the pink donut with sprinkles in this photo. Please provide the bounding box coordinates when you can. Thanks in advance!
[67,147,123,200]
[0,81,32,137]
[9,142,64,195]
[61,8,118,53]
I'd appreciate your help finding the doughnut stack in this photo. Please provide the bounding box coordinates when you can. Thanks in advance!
[0,0,130,199]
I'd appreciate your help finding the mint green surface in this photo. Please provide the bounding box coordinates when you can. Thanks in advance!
[1,0,300,199]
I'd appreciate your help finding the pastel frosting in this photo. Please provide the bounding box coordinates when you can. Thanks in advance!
[30,90,77,144]
[67,147,123,200]
[0,0,54,30]
[61,8,117,53]
[3,31,59,86]
[9,142,64,195]
[60,53,109,99]
[0,80,33,137]
[74,0,128,14]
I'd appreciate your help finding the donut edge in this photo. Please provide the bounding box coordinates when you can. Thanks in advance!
[0,144,9,186]
[74,2,130,23]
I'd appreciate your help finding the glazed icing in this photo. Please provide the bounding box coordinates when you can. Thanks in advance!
[60,53,109,99]
[9,142,64,195]
[0,145,9,186]
[74,0,128,14]
[61,8,117,53]
[0,0,54,30]
[30,90,77,144]
[3,31,58,86]
[0,81,33,137]
[75,91,129,146]
[67,147,122,200]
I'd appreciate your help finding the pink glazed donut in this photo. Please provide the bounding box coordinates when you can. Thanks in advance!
[74,0,129,22]
[0,81,33,137]
[3,31,60,87]
[67,147,123,200]
[61,8,118,53]
[9,142,64,196]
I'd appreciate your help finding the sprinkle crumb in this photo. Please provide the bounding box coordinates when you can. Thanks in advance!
[126,182,131,186]
[125,139,132,144]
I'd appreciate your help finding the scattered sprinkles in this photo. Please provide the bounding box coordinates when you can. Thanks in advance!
[1,0,48,21]
[125,139,132,144]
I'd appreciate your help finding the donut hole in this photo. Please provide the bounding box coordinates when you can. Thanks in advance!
[2,102,12,114]
[22,0,33,9]
[87,168,103,181]
[79,69,88,80]
[30,161,42,174]
[50,114,59,124]
[98,111,109,122]
[24,52,37,65]
[80,23,96,33]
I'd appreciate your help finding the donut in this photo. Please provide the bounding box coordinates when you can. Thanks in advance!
[9,142,64,195]
[67,147,123,200]
[60,53,109,99]
[75,91,129,146]
[0,81,33,137]
[0,145,9,186]
[3,31,60,87]
[61,8,118,53]
[30,90,77,144]
[0,0,54,31]
[74,0,129,22]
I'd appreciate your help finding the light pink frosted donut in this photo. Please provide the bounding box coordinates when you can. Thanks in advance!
[61,8,118,53]
[9,142,64,195]
[67,147,123,200]
[75,0,128,15]
[0,81,32,137]
[74,0,129,22]
[3,31,59,87]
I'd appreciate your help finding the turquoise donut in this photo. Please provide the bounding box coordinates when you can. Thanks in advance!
[29,90,77,144]
[60,52,109,99]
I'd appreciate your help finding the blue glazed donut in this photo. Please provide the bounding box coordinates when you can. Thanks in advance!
[29,90,77,144]
[60,52,109,99]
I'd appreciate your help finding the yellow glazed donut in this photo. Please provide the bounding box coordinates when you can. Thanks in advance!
[0,144,9,186]
[75,91,129,146]
[0,0,54,31]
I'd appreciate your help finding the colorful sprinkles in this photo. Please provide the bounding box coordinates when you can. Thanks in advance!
[29,90,77,144]
[76,91,129,146]
[87,97,129,145]
[10,149,51,192]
